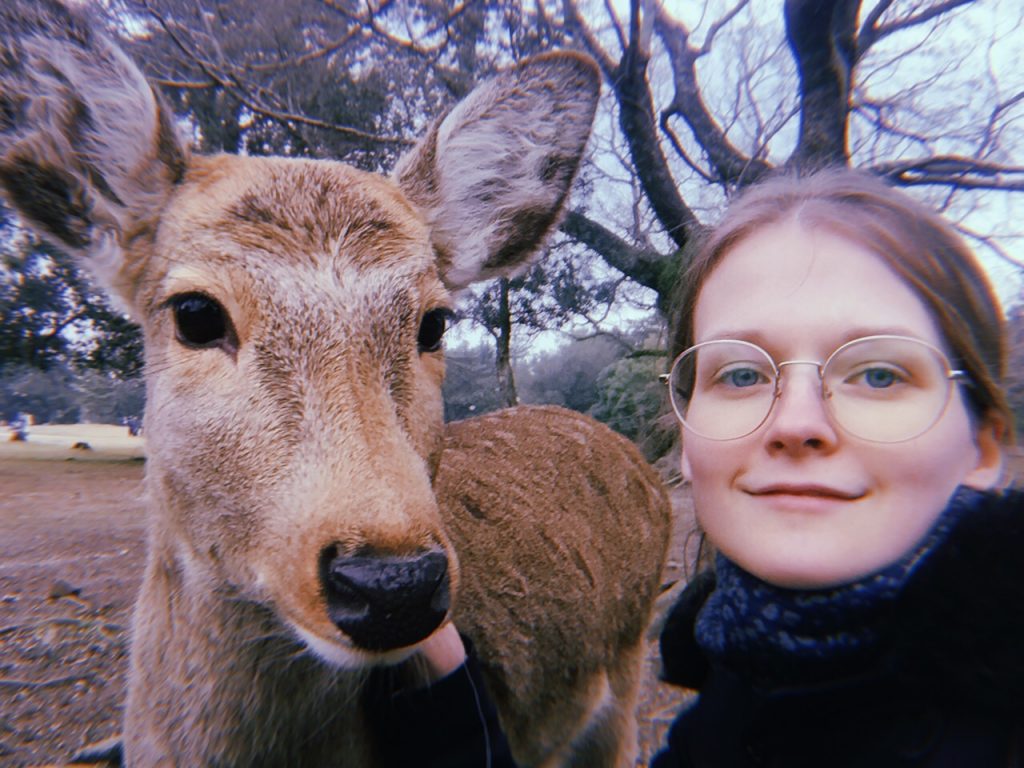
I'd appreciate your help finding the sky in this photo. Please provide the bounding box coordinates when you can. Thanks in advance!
[661,0,1023,307]
[453,0,1024,360]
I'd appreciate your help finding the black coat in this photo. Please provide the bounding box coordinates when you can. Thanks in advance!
[366,637,517,768]
[653,490,1024,768]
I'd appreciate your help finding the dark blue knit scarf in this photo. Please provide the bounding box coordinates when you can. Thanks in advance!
[695,486,986,685]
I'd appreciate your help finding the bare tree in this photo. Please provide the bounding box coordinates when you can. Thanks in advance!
[97,0,1024,283]
[561,0,1023,307]
[15,0,1022,406]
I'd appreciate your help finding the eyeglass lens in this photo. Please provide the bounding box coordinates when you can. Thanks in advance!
[669,337,955,442]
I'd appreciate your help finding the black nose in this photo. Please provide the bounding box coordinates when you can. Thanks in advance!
[319,548,450,651]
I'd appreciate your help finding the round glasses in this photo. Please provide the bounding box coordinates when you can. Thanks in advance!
[665,335,969,443]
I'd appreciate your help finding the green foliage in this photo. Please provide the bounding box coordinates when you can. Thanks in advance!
[445,326,676,456]
[517,335,626,412]
[73,311,145,380]
[0,208,144,379]
[461,244,625,341]
[0,232,77,372]
[0,364,145,425]
[588,353,667,445]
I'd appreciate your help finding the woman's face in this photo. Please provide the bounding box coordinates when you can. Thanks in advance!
[682,218,1002,589]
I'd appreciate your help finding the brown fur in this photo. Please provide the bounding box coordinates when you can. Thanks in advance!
[0,3,671,766]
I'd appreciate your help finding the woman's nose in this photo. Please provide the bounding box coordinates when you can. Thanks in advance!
[763,366,839,452]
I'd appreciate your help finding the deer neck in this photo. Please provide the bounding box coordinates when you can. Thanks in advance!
[124,539,375,767]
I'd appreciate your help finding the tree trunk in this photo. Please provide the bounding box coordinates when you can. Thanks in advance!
[610,0,698,250]
[495,278,518,407]
[784,0,860,169]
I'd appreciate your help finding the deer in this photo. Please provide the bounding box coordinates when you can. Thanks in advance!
[0,2,671,766]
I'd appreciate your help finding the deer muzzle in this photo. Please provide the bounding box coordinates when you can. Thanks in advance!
[319,547,450,651]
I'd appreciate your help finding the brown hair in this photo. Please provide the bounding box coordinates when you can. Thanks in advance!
[669,168,1013,441]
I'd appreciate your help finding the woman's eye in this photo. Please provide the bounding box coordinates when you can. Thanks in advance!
[417,308,453,353]
[170,293,229,348]
[856,366,902,389]
[715,366,767,389]
[726,368,761,387]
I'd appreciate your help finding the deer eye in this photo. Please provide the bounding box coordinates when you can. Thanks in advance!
[417,308,453,353]
[169,292,231,349]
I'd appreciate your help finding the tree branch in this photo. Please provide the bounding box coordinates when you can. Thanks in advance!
[243,26,362,74]
[655,5,771,187]
[659,114,717,183]
[601,0,629,55]
[142,1,414,147]
[557,326,637,353]
[560,210,678,307]
[859,0,975,61]
[563,0,619,79]
[601,0,699,248]
[785,0,859,169]
[952,221,1024,269]
[856,0,896,59]
[872,156,1024,191]
[874,0,975,45]
[324,0,470,72]
[699,0,751,56]
[979,89,1024,156]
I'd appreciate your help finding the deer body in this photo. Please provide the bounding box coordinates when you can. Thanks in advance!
[125,404,668,766]
[0,3,671,766]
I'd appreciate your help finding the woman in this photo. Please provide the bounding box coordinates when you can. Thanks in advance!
[373,168,1023,767]
[654,168,1022,767]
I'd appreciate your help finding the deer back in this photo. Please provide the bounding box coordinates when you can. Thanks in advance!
[437,405,671,763]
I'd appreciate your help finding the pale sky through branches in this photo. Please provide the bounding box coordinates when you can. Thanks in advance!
[657,0,1023,308]
[452,0,1024,360]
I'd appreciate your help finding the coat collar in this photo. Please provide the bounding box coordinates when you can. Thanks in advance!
[661,488,1024,712]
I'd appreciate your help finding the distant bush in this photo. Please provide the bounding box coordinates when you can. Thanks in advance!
[442,342,507,422]
[443,335,677,460]
[0,365,80,423]
[517,335,626,413]
[0,364,144,424]
[1007,304,1024,438]
[587,353,672,458]
[72,369,146,424]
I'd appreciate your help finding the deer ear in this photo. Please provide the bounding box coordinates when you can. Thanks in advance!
[393,52,600,291]
[0,0,188,315]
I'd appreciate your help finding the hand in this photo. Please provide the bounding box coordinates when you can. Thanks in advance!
[415,622,467,683]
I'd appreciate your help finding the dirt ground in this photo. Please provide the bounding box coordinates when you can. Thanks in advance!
[0,437,147,768]
[0,426,694,767]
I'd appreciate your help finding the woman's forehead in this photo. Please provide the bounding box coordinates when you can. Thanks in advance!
[693,220,946,351]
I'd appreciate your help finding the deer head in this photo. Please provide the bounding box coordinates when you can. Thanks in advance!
[0,0,600,666]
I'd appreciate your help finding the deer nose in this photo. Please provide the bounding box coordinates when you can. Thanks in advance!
[319,548,450,651]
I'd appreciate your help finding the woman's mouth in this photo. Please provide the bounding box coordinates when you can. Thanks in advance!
[743,484,866,502]
[741,483,868,507]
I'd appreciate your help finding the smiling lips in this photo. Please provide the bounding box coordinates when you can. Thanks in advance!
[744,484,866,501]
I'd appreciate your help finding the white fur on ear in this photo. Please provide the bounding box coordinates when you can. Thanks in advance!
[393,52,600,291]
[0,0,188,313]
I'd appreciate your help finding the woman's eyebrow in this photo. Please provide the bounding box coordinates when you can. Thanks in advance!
[697,329,771,345]
[697,325,930,348]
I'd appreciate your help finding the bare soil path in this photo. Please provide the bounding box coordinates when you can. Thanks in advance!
[0,430,147,767]
[0,427,692,767]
